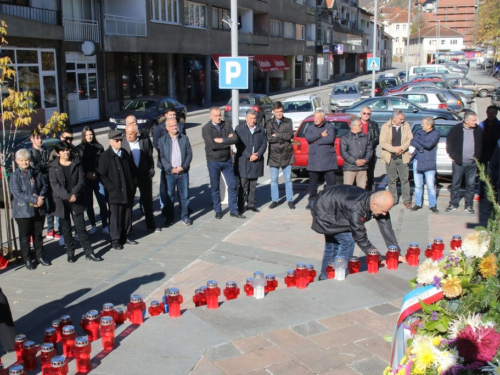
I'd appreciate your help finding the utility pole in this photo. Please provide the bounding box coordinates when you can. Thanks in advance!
[231,0,239,129]
[371,0,378,97]
[418,27,420,65]
[405,0,410,81]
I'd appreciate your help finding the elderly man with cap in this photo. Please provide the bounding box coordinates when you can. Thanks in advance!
[98,130,137,250]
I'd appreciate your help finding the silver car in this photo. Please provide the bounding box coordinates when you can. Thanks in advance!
[389,91,449,111]
[404,85,470,111]
[329,84,362,112]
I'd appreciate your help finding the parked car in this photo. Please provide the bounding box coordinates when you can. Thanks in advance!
[223,93,273,127]
[339,96,462,125]
[445,77,497,98]
[408,65,456,80]
[329,84,362,112]
[445,64,468,76]
[397,70,407,81]
[357,80,388,98]
[403,85,471,110]
[109,96,187,135]
[291,113,350,176]
[378,77,403,88]
[410,120,456,176]
[282,94,326,131]
[389,90,450,111]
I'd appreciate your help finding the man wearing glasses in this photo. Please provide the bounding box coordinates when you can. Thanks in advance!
[359,106,380,191]
[49,128,80,162]
[98,130,137,250]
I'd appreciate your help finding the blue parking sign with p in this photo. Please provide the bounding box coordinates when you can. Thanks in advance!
[219,57,248,89]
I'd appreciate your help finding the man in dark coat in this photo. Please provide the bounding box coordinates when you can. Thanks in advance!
[265,101,296,210]
[305,110,337,209]
[445,111,483,213]
[122,116,157,232]
[410,117,440,213]
[235,109,267,213]
[48,142,103,263]
[311,185,403,279]
[202,107,243,219]
[359,106,380,191]
[98,130,137,250]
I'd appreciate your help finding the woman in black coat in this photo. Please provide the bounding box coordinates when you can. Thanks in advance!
[9,148,49,269]
[77,126,108,235]
[48,142,103,263]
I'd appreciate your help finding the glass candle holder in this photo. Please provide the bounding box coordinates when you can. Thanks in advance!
[61,325,76,358]
[100,303,117,321]
[21,340,37,371]
[162,288,170,314]
[294,263,308,289]
[198,286,207,306]
[425,244,433,258]
[8,365,25,375]
[252,271,266,298]
[73,336,92,373]
[50,355,69,375]
[39,343,56,374]
[84,310,100,342]
[406,242,420,267]
[114,308,126,325]
[244,278,255,296]
[386,246,400,270]
[99,317,115,350]
[14,334,27,363]
[325,261,335,279]
[148,300,164,316]
[60,315,73,328]
[306,265,316,284]
[284,270,296,288]
[432,238,444,260]
[127,294,145,325]
[348,256,360,274]
[223,281,240,300]
[334,256,346,280]
[450,235,462,250]
[265,274,278,292]
[167,288,183,317]
[51,320,62,343]
[366,249,380,274]
[206,280,221,309]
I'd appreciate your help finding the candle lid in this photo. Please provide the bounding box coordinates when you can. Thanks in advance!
[427,244,432,249]
[452,234,462,240]
[368,249,379,256]
[115,307,123,313]
[60,314,71,323]
[327,261,335,267]
[246,277,254,284]
[409,242,419,248]
[169,287,180,296]
[86,310,99,320]
[306,264,314,270]
[226,281,237,288]
[100,316,114,326]
[296,262,306,269]
[9,365,24,375]
[253,271,264,279]
[164,288,170,296]
[334,256,345,262]
[200,286,207,291]
[52,319,61,327]
[44,327,56,336]
[15,334,26,343]
[151,300,160,307]
[23,340,35,349]
[75,336,89,347]
[130,294,142,303]
[286,270,295,276]
[207,280,218,288]
[349,256,360,262]
[433,238,443,244]
[103,303,114,311]
[62,325,75,335]
[194,288,201,294]
[266,274,276,281]
[387,246,399,253]
[50,355,66,368]
[41,343,55,352]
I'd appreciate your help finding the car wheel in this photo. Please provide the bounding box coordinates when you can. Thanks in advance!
[478,89,489,98]
[149,121,158,137]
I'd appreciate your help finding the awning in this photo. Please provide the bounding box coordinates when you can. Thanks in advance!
[254,55,290,72]
[211,54,253,69]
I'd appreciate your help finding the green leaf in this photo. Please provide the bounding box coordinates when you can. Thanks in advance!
[409,277,418,288]
[383,335,392,343]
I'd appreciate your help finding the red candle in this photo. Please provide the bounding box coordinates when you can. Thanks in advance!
[450,235,462,250]
[127,294,146,325]
[192,288,202,307]
[148,300,164,316]
[40,343,56,374]
[265,274,278,292]
[284,270,296,288]
[73,336,92,373]
[367,249,380,274]
[223,281,240,300]
[49,355,69,375]
[432,238,444,260]
[14,334,27,363]
[84,310,100,342]
[59,315,73,328]
[306,265,316,284]
[100,303,117,321]
[8,365,25,375]
[244,278,254,296]
[114,308,126,325]
[167,288,183,317]
[424,244,433,258]
[325,261,335,279]
[61,325,76,358]
[99,317,116,350]
[21,340,37,371]
[406,242,420,267]
[386,246,399,270]
[206,281,221,310]
[348,256,361,274]
[295,263,308,289]
[198,286,207,306]
[0,253,8,269]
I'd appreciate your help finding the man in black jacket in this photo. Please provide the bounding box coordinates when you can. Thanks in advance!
[98,130,137,250]
[122,116,158,232]
[445,111,483,214]
[202,107,243,219]
[311,185,403,280]
[359,106,380,191]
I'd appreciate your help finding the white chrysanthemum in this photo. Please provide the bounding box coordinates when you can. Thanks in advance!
[462,231,490,258]
[436,349,459,373]
[416,258,444,285]
[448,313,485,339]
[481,361,500,374]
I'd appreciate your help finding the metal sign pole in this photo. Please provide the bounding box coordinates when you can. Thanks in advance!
[231,0,239,130]
[371,0,378,97]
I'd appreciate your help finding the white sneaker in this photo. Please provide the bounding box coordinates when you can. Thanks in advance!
[88,226,97,235]
[59,237,65,247]
[102,226,110,235]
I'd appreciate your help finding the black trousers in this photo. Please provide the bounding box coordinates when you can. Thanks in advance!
[366,154,377,191]
[15,211,45,262]
[0,289,15,352]
[137,178,155,229]
[308,170,336,201]
[238,177,258,210]
[59,209,93,256]
[109,203,132,244]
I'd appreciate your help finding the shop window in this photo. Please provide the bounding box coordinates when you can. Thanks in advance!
[184,2,207,29]
[41,52,55,71]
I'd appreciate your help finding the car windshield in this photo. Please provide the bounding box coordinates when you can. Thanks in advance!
[297,121,349,137]
[412,124,453,137]
[358,82,372,89]
[228,97,257,106]
[124,100,156,110]
[283,101,313,112]
[332,85,358,94]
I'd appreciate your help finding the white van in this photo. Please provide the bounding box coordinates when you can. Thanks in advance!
[408,65,453,80]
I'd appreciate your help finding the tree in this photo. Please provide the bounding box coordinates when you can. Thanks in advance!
[0,21,68,259]
[410,8,426,35]
[475,0,500,62]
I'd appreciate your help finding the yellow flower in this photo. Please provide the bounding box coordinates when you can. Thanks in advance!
[413,345,436,374]
[441,275,462,298]
[479,254,497,278]
[431,336,442,346]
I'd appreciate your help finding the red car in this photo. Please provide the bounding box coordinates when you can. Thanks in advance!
[291,113,351,175]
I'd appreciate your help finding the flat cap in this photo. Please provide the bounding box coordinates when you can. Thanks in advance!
[108,130,123,140]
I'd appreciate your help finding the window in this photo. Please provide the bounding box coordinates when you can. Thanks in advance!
[212,7,230,30]
[429,40,436,45]
[396,25,399,30]
[271,19,282,37]
[451,39,458,45]
[151,0,179,24]
[296,24,305,40]
[284,22,294,39]
[402,24,406,30]
[441,39,445,45]
[396,37,399,42]
[184,1,207,28]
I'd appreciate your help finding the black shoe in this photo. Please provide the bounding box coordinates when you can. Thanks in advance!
[430,206,439,214]
[163,219,174,228]
[230,212,246,219]
[37,258,52,266]
[445,205,458,212]
[25,261,34,270]
[305,204,311,210]
[247,206,260,212]
[111,241,124,250]
[85,253,103,262]
[288,201,296,210]
[318,274,326,281]
[125,238,139,245]
[465,206,475,214]
[411,205,422,212]
[215,212,223,219]
[67,254,75,263]
[269,202,278,209]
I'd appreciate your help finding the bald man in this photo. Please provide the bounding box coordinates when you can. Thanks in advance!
[311,185,404,280]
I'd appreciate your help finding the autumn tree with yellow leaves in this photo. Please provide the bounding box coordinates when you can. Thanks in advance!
[475,0,500,62]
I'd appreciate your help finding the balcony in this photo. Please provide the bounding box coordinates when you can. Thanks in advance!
[0,3,58,25]
[63,18,99,42]
[104,14,146,37]
[238,32,269,46]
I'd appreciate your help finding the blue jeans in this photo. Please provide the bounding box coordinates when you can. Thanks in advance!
[207,160,238,213]
[84,178,108,227]
[166,172,190,219]
[321,232,355,279]
[270,165,294,202]
[413,160,437,208]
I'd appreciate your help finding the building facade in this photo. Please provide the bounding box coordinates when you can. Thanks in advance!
[408,24,464,64]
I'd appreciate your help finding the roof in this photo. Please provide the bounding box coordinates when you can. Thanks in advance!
[409,24,464,39]
[384,9,411,24]
[359,7,374,16]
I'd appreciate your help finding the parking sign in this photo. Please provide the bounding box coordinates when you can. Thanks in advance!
[219,57,248,89]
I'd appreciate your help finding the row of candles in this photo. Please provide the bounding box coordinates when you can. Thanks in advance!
[2,235,462,374]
